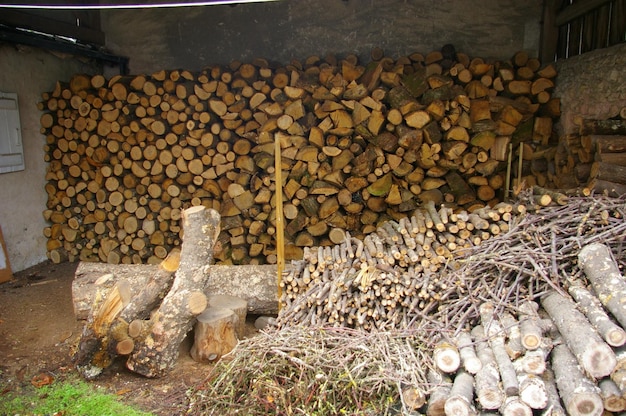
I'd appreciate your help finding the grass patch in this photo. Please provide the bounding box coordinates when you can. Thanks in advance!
[0,376,152,416]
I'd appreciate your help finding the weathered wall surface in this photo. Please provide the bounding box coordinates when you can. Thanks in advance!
[102,0,542,76]
[0,44,98,272]
[554,43,626,135]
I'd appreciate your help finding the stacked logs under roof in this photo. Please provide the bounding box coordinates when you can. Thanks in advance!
[40,47,560,265]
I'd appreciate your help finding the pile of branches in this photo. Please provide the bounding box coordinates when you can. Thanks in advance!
[277,192,626,331]
[187,327,431,415]
[187,194,626,415]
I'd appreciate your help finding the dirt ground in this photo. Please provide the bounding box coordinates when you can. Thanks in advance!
[0,260,252,415]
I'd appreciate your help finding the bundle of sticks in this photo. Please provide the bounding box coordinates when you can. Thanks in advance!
[277,193,626,332]
[277,198,525,330]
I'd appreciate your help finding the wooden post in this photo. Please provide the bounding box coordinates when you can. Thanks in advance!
[275,132,285,309]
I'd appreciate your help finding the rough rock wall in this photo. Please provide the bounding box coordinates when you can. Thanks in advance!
[101,0,542,76]
[554,43,626,135]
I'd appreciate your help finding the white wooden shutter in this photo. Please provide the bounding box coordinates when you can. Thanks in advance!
[0,92,25,173]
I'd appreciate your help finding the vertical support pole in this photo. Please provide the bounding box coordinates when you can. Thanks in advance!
[274,134,284,310]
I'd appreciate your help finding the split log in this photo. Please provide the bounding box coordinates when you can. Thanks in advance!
[568,283,626,347]
[74,251,182,376]
[578,243,626,329]
[126,206,221,378]
[550,343,603,416]
[189,306,238,363]
[541,290,616,379]
[73,277,131,379]
[72,262,283,319]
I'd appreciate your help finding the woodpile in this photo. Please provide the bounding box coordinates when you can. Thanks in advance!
[272,195,626,415]
[277,199,529,329]
[554,113,626,192]
[40,47,561,266]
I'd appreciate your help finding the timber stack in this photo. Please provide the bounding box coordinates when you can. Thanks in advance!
[418,244,626,416]
[554,112,626,192]
[40,47,561,266]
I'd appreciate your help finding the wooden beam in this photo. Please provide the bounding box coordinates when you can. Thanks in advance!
[540,0,560,63]
[0,9,105,45]
[556,0,613,26]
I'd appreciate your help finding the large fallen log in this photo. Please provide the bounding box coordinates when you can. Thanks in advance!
[126,205,221,377]
[73,262,283,319]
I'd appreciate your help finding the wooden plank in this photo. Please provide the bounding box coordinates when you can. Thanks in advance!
[0,9,105,45]
[0,225,12,283]
[556,0,613,26]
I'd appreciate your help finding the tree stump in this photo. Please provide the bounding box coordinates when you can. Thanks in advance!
[126,205,221,378]
[190,306,238,363]
[207,294,248,338]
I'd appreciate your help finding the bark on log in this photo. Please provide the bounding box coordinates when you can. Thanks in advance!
[472,324,505,410]
[541,290,616,379]
[578,243,626,329]
[444,369,477,416]
[568,283,626,347]
[126,206,221,378]
[499,396,532,416]
[539,368,566,416]
[480,303,519,396]
[550,343,603,416]
[456,330,482,374]
[426,369,451,416]
[73,262,283,319]
[73,278,131,379]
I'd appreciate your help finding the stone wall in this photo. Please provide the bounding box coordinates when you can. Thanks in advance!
[0,44,99,272]
[554,43,626,135]
[101,0,542,76]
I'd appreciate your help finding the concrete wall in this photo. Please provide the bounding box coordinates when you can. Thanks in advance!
[0,44,98,272]
[554,43,626,135]
[102,0,543,76]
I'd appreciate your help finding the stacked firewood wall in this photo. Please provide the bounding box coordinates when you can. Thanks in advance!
[555,114,626,194]
[40,47,561,265]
